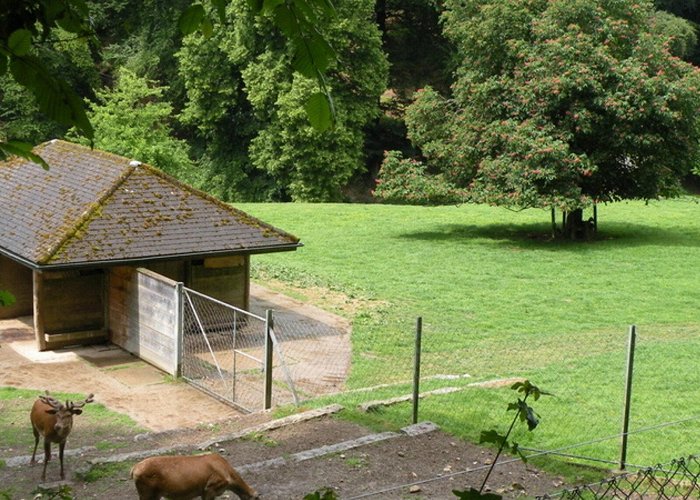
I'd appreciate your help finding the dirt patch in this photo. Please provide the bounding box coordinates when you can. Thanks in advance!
[0,282,355,431]
[0,325,248,432]
[0,412,568,499]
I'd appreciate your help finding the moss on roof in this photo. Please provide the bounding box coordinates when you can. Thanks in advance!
[0,140,300,268]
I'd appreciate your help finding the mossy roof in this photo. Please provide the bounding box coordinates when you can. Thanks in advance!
[0,140,301,269]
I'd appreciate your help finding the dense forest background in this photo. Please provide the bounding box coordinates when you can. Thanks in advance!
[1,0,699,202]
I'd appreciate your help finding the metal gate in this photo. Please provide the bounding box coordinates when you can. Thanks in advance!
[179,287,298,413]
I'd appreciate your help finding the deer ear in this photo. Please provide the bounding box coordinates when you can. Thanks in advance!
[46,409,58,414]
[72,409,83,415]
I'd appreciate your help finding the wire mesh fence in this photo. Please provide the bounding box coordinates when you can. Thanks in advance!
[540,455,700,499]
[181,287,270,413]
[180,280,700,491]
[181,286,352,412]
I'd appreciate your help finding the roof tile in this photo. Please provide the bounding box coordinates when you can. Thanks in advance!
[0,140,300,268]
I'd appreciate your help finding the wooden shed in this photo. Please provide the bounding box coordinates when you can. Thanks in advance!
[0,140,301,351]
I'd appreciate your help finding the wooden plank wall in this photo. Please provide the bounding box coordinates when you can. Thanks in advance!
[0,255,33,319]
[192,255,248,310]
[42,270,105,333]
[109,267,179,374]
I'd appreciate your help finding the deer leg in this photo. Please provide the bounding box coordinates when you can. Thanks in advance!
[41,440,51,481]
[59,441,65,480]
[30,427,40,464]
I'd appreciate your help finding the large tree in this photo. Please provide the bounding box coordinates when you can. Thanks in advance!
[375,0,700,237]
[72,68,199,184]
[179,0,388,201]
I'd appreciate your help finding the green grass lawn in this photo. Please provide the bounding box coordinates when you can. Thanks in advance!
[239,199,700,471]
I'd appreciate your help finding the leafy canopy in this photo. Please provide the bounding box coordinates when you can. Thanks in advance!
[178,0,387,201]
[70,68,199,184]
[376,0,700,210]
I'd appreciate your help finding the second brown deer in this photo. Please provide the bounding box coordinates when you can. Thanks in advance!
[130,453,260,499]
[30,390,94,480]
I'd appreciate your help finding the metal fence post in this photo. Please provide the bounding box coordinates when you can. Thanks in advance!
[264,309,274,410]
[620,324,637,470]
[412,317,423,424]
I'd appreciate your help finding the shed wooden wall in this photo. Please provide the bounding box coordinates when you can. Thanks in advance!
[109,267,179,374]
[0,255,33,319]
[39,269,107,350]
[143,255,249,309]
[192,255,249,310]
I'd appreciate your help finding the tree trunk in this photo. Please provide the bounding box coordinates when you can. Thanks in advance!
[563,208,596,240]
[375,0,387,45]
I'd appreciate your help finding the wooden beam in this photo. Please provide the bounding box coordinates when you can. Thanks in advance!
[32,271,46,351]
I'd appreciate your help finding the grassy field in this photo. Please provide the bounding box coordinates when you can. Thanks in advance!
[239,198,700,470]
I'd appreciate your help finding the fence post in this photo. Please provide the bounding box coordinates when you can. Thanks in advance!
[264,309,274,410]
[619,324,637,470]
[175,282,184,378]
[412,317,423,425]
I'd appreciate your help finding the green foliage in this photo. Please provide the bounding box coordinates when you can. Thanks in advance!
[0,290,15,307]
[30,484,73,500]
[178,0,338,131]
[379,0,700,211]
[0,0,96,162]
[93,0,191,106]
[453,489,502,500]
[75,462,132,483]
[455,381,550,499]
[380,0,454,94]
[75,67,199,184]
[303,487,339,500]
[179,0,387,201]
[373,150,468,205]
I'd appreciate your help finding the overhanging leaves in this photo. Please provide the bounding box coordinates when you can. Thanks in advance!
[8,30,32,56]
[479,429,508,447]
[0,141,49,169]
[10,55,94,140]
[304,92,333,132]
[0,290,16,307]
[179,4,206,35]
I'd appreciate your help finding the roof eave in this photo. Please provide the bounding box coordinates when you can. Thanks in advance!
[0,242,302,272]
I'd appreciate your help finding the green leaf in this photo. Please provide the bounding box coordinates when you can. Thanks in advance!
[511,380,553,400]
[179,4,206,35]
[9,56,38,86]
[211,0,227,21]
[523,403,539,431]
[291,31,335,77]
[0,54,7,76]
[263,0,285,13]
[11,55,94,140]
[0,290,16,308]
[479,429,508,447]
[247,0,264,12]
[8,29,32,56]
[452,487,503,499]
[272,4,297,37]
[0,141,49,169]
[200,16,214,38]
[305,92,333,132]
[56,10,84,33]
[292,0,320,23]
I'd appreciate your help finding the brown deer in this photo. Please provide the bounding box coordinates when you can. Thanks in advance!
[30,391,94,481]
[130,453,260,499]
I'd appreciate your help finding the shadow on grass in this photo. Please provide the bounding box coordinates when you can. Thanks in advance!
[397,222,700,250]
